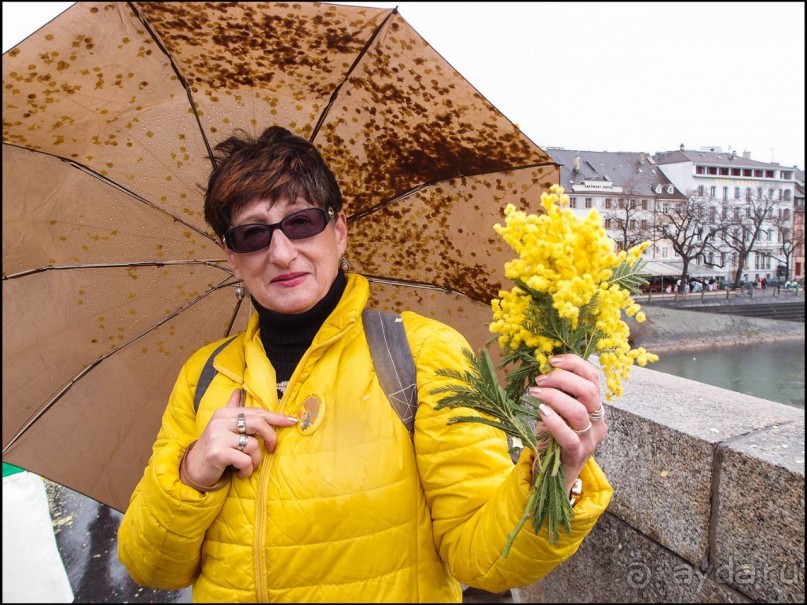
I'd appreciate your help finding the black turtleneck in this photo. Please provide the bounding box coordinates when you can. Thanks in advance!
[255,270,347,384]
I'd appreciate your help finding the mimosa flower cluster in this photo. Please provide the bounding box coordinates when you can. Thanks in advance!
[432,184,657,554]
[490,184,658,400]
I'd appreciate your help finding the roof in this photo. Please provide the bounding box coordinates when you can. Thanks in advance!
[652,148,789,170]
[545,148,685,198]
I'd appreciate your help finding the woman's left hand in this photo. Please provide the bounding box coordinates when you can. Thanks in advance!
[527,354,607,496]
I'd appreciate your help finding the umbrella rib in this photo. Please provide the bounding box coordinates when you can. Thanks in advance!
[310,8,398,141]
[3,259,230,281]
[2,277,239,455]
[347,159,559,223]
[127,1,215,167]
[1,143,215,242]
[362,273,487,302]
[62,154,214,242]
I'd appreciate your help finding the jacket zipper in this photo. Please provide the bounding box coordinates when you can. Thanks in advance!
[254,317,356,601]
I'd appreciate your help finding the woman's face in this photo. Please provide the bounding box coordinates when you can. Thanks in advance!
[223,195,347,314]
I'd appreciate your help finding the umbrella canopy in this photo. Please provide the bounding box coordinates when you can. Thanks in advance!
[2,1,559,512]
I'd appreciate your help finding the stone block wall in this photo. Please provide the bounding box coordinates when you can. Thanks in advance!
[513,364,805,603]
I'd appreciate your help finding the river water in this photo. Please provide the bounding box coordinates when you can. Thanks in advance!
[649,339,805,409]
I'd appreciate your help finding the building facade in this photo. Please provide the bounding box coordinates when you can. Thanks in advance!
[546,146,800,287]
[794,170,804,279]
[653,146,798,284]
[547,148,698,281]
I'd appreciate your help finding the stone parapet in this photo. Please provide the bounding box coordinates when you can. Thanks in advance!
[513,364,805,603]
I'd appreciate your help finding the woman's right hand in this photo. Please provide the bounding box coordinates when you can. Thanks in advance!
[182,389,299,487]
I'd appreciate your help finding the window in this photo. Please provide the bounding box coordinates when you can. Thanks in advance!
[605,198,612,209]
[708,166,717,175]
[698,185,704,196]
[641,219,648,230]
[719,167,729,175]
[605,218,612,229]
[629,220,636,229]
[710,186,716,198]
[585,197,593,208]
[569,197,577,208]
[723,186,728,201]
[696,165,706,175]
[734,187,740,199]
[710,206,717,221]
[765,170,774,178]
[746,188,752,201]
[641,199,648,210]
[784,189,792,201]
[629,198,636,209]
[732,168,741,176]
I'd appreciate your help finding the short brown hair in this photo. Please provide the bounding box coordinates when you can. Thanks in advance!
[204,126,343,238]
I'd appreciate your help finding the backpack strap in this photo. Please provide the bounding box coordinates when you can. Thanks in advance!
[362,309,418,436]
[194,336,239,413]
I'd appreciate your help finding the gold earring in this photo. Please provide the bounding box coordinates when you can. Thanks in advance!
[235,282,247,300]
[340,256,351,272]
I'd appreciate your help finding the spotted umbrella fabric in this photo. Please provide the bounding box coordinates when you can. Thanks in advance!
[2,1,559,512]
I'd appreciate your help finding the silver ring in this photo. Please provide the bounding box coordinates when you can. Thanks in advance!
[589,404,605,421]
[237,434,249,451]
[236,412,246,435]
[573,421,593,436]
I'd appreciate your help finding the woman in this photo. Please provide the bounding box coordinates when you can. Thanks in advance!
[118,126,612,602]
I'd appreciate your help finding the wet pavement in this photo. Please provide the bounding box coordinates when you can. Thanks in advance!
[45,479,191,603]
[43,479,513,603]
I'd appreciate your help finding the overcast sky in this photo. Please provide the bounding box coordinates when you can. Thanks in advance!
[3,1,804,168]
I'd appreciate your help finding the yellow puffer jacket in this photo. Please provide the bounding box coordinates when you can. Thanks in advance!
[118,274,612,603]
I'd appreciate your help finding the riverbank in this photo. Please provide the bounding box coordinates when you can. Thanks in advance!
[629,305,805,352]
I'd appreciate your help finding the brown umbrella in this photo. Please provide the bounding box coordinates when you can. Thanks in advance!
[2,1,559,512]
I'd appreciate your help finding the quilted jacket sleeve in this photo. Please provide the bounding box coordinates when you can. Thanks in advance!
[117,352,231,590]
[405,312,613,593]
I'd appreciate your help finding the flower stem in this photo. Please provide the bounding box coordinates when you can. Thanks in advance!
[501,436,573,557]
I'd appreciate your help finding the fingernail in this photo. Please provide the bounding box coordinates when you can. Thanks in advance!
[286,416,300,423]
[549,356,563,365]
[535,375,548,385]
[539,403,554,417]
[527,387,541,398]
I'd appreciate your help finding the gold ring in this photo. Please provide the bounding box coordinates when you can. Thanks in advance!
[573,421,593,436]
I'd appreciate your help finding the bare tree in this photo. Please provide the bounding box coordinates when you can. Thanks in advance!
[601,185,654,251]
[719,191,780,288]
[654,192,722,287]
[768,212,794,280]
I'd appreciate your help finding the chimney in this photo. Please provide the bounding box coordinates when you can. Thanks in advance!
[679,143,685,151]
[574,155,581,172]
[742,150,751,159]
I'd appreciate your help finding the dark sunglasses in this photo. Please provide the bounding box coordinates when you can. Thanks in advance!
[223,207,335,253]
